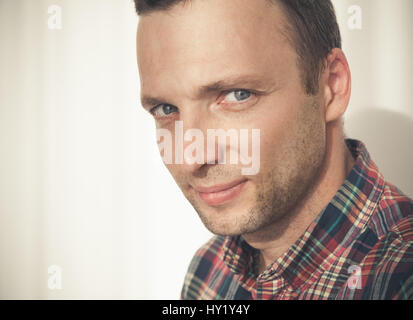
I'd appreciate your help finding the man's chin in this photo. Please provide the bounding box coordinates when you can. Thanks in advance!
[184,183,263,235]
[195,206,261,237]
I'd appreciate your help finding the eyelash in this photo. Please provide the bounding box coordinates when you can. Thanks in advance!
[150,89,256,118]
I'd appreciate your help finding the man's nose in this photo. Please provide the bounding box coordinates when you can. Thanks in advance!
[175,114,219,174]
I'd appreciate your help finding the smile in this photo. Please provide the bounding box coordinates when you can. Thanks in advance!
[193,179,248,206]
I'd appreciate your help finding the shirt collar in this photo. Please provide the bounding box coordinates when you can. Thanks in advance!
[221,139,385,290]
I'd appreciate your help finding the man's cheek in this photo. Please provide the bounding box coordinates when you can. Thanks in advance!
[165,163,180,179]
[239,128,261,176]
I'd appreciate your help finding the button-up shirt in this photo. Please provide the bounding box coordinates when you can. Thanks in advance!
[181,139,413,299]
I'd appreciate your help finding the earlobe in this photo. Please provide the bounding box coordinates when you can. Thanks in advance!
[324,49,352,124]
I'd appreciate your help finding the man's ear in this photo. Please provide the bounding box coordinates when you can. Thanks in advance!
[322,48,352,123]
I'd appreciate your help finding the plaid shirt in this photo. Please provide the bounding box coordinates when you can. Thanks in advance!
[181,139,413,300]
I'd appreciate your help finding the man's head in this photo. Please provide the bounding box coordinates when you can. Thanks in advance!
[135,0,351,237]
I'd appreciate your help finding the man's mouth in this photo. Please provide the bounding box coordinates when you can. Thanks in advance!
[193,179,248,206]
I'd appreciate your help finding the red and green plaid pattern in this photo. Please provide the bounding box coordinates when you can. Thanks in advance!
[181,139,413,300]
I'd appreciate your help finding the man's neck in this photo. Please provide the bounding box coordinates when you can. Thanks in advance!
[243,126,356,274]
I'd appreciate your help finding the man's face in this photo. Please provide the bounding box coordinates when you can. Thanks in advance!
[137,0,327,237]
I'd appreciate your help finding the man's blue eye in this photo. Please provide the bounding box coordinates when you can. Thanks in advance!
[234,90,251,101]
[162,105,177,115]
[151,104,178,117]
[222,90,252,103]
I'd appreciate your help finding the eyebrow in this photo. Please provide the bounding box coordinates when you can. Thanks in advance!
[140,74,268,110]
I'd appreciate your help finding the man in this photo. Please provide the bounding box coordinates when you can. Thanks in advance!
[134,0,413,299]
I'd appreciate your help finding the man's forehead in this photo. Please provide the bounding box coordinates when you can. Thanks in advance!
[136,0,289,51]
[137,0,293,105]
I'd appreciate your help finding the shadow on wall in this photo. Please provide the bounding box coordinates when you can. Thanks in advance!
[345,108,413,198]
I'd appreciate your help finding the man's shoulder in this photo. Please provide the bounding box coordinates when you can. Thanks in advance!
[187,235,228,272]
[370,181,413,277]
[352,184,413,299]
[193,235,228,258]
[180,235,230,300]
[337,212,413,299]
[368,179,413,239]
[379,179,413,240]
[380,180,412,210]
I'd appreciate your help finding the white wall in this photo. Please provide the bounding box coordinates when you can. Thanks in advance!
[334,0,413,195]
[0,0,411,299]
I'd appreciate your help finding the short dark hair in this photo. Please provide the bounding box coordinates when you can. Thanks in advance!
[134,0,341,95]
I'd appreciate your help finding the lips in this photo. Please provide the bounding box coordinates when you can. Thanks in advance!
[193,179,248,206]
